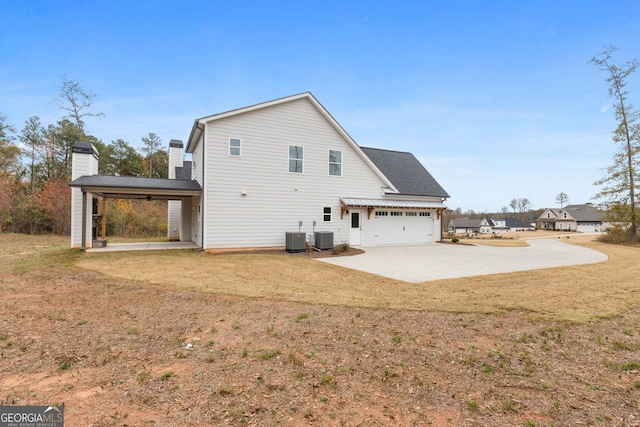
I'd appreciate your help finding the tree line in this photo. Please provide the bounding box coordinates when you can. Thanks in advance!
[2,46,639,243]
[0,78,169,235]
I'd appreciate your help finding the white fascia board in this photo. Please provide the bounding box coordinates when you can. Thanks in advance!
[185,120,203,153]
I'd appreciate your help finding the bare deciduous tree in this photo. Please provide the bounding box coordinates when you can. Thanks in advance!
[591,46,639,241]
[555,192,569,208]
[55,77,104,131]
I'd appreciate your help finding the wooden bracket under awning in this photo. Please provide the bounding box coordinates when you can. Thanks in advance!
[340,204,374,219]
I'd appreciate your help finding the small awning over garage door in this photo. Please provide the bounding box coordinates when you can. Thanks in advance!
[340,197,446,219]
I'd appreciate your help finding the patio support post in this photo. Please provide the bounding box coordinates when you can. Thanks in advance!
[81,190,87,251]
[101,198,106,238]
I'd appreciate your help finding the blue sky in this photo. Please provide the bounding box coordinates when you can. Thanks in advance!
[2,0,639,213]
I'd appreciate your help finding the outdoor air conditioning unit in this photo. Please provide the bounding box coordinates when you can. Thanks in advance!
[285,232,306,252]
[314,231,334,250]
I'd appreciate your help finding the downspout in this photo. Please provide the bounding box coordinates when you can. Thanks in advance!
[81,189,87,251]
[440,197,447,242]
[199,123,206,251]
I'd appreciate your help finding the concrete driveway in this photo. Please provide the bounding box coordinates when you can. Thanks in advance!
[318,238,608,283]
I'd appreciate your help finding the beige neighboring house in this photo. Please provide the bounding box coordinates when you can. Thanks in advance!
[536,204,609,232]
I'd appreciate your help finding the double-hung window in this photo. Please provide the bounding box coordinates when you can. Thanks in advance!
[329,150,342,176]
[229,138,241,156]
[323,206,332,222]
[289,145,303,173]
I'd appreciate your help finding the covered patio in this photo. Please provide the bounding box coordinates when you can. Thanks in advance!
[69,174,201,251]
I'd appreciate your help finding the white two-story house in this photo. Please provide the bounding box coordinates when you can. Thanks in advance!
[70,92,449,250]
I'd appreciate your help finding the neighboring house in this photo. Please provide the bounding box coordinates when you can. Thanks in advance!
[488,217,534,233]
[448,217,534,235]
[536,204,608,232]
[448,218,492,234]
[69,92,450,250]
[537,208,560,230]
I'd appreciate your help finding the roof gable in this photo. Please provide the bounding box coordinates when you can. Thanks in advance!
[186,92,396,191]
[360,147,449,198]
[537,208,560,221]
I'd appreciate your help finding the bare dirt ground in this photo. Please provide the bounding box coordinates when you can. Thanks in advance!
[1,233,640,426]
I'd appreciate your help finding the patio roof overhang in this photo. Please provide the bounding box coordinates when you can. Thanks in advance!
[69,175,202,200]
[340,197,447,219]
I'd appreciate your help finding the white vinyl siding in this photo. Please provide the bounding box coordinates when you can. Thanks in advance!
[167,143,184,241]
[189,136,204,246]
[201,97,388,249]
[191,135,204,186]
[70,149,99,249]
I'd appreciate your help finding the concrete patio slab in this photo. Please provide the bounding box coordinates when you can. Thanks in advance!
[318,238,608,283]
[86,241,199,252]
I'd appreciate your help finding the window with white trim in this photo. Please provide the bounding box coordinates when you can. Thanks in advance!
[329,150,342,176]
[390,211,403,216]
[375,211,388,217]
[229,138,241,156]
[288,145,303,173]
[419,212,431,217]
[323,206,332,222]
[406,211,417,216]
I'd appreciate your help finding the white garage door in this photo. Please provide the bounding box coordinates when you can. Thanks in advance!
[374,211,434,244]
[577,223,597,233]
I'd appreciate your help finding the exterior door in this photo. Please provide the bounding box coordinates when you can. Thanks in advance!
[350,210,362,246]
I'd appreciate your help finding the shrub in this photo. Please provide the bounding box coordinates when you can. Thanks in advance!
[598,226,638,245]
[331,242,350,255]
[451,237,459,243]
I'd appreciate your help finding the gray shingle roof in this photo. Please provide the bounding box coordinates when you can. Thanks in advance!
[450,219,484,228]
[71,141,99,157]
[490,218,531,228]
[69,175,201,193]
[175,161,192,180]
[360,147,449,198]
[562,204,604,222]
